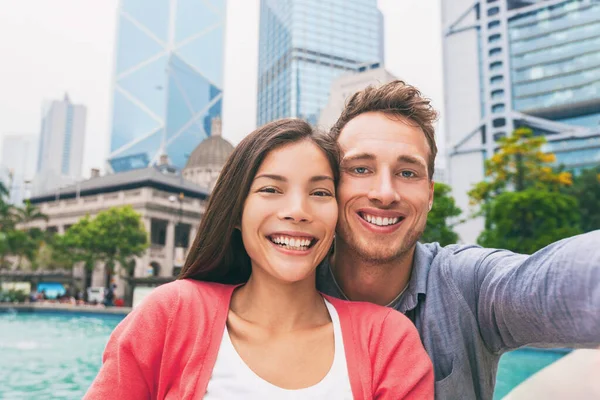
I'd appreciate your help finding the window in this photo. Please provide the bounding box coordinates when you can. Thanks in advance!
[490,61,503,71]
[488,7,500,16]
[491,89,504,99]
[488,20,501,29]
[489,47,502,57]
[493,117,506,127]
[489,34,501,43]
[491,75,504,85]
[492,103,506,113]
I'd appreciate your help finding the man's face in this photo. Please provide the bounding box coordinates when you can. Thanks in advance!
[336,111,434,263]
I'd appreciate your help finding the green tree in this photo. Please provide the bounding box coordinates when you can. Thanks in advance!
[0,182,14,268]
[421,183,462,246]
[565,167,600,233]
[33,233,78,271]
[468,127,572,204]
[63,206,148,288]
[13,200,49,226]
[469,127,581,253]
[477,189,581,254]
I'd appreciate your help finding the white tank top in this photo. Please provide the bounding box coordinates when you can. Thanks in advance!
[204,299,354,399]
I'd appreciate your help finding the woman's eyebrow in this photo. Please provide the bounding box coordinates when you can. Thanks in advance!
[253,174,334,182]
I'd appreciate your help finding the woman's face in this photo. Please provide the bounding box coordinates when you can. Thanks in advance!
[241,140,338,284]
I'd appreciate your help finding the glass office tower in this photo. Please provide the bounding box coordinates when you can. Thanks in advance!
[443,0,600,242]
[257,0,383,126]
[109,0,226,172]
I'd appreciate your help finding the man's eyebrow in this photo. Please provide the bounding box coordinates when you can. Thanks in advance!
[397,155,427,169]
[341,153,376,163]
[254,174,334,183]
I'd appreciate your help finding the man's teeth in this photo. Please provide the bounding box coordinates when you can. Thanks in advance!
[362,213,400,226]
[270,236,313,250]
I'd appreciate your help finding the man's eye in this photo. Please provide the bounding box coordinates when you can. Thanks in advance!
[353,167,369,174]
[400,171,416,178]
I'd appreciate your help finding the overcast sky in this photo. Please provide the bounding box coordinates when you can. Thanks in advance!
[0,0,444,177]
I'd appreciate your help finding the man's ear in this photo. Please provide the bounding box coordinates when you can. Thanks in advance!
[428,180,435,211]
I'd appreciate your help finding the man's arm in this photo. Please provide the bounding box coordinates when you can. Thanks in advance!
[446,230,600,353]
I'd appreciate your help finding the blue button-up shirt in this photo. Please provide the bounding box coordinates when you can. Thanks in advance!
[317,231,600,399]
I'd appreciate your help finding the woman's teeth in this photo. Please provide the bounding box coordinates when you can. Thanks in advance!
[270,236,313,250]
[361,213,400,226]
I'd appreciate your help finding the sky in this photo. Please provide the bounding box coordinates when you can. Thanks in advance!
[0,0,444,178]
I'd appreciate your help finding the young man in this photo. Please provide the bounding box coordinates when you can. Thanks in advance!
[316,80,600,399]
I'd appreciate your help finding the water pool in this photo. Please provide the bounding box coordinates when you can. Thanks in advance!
[0,311,122,399]
[0,310,569,399]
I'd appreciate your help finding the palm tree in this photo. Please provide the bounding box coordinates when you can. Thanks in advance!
[13,200,49,227]
[0,182,13,268]
[9,201,49,269]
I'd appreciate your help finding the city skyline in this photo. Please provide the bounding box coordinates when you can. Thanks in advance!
[0,0,444,178]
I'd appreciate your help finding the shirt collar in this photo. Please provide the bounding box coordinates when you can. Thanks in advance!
[397,242,432,313]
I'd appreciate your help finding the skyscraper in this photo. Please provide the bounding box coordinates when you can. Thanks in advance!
[34,94,86,196]
[442,0,600,242]
[0,133,36,204]
[257,0,384,126]
[108,0,226,172]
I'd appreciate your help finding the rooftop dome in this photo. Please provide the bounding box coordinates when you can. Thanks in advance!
[184,118,234,169]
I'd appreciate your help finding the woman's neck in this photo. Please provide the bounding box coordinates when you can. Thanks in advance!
[229,270,330,332]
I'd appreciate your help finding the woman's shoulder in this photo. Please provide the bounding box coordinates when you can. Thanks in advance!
[136,280,236,310]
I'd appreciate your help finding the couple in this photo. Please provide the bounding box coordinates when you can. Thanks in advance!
[86,81,600,399]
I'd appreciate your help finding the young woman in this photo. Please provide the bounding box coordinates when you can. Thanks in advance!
[84,119,433,399]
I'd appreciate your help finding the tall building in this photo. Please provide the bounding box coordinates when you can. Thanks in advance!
[318,64,396,130]
[0,134,37,204]
[257,0,384,126]
[34,94,86,196]
[442,0,600,243]
[108,0,227,173]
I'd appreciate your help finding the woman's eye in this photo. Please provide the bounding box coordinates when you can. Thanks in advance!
[259,187,278,194]
[312,190,333,197]
[400,171,416,178]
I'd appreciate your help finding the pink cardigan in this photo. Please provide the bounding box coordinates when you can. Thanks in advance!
[84,279,433,399]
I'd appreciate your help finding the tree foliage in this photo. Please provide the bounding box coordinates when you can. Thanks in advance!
[564,166,600,233]
[62,206,148,279]
[422,183,462,246]
[0,185,49,268]
[468,127,572,205]
[477,189,582,254]
[469,127,581,254]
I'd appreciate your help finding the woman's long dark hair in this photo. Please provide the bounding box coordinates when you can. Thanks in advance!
[178,119,340,284]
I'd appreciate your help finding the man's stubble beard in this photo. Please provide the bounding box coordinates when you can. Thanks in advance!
[337,221,425,266]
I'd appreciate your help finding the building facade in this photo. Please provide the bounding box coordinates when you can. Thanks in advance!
[0,134,36,204]
[108,0,226,172]
[257,0,384,126]
[34,94,86,196]
[28,165,209,299]
[442,0,600,243]
[318,64,396,130]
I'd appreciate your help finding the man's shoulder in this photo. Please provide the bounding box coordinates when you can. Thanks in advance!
[419,241,512,271]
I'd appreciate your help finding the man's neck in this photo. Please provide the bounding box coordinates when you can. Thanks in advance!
[331,239,415,306]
